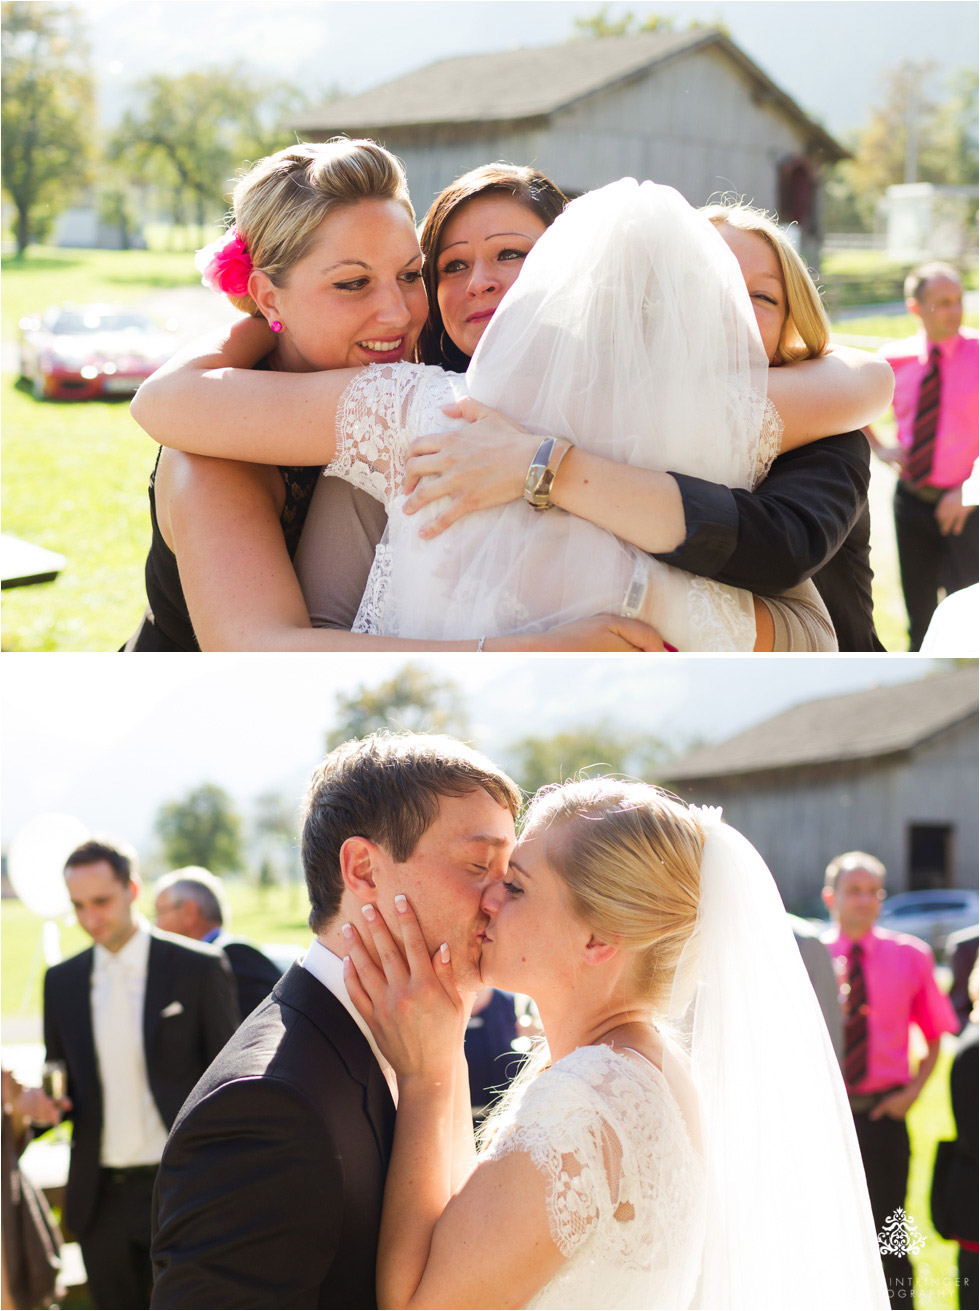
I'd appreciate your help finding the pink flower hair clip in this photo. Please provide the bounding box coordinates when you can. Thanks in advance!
[194,227,253,297]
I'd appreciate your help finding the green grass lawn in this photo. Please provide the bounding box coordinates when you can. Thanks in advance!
[836,310,980,341]
[908,1045,960,1309]
[2,246,202,337]
[1,379,154,650]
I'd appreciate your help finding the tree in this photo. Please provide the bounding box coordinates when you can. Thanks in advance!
[325,663,470,751]
[156,783,244,875]
[251,790,301,890]
[505,720,669,796]
[826,63,979,232]
[572,5,724,39]
[110,68,250,236]
[109,67,320,241]
[1,2,96,254]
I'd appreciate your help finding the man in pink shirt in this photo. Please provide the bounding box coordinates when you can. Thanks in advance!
[823,851,959,1304]
[869,262,979,650]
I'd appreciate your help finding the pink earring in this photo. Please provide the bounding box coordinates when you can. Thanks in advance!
[269,320,283,333]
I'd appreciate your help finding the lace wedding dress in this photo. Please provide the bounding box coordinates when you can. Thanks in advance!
[481,1043,705,1310]
[321,181,836,651]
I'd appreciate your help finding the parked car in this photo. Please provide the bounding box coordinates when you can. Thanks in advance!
[877,888,980,951]
[18,303,177,400]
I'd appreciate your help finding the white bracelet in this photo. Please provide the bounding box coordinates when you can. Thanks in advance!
[476,637,486,652]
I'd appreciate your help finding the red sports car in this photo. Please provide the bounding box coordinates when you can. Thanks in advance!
[18,303,177,400]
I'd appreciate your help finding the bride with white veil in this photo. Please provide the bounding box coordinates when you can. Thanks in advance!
[343,779,888,1310]
[333,178,825,650]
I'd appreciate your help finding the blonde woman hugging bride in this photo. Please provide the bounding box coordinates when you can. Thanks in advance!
[132,139,893,651]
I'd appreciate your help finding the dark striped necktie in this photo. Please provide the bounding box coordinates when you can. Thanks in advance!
[844,941,868,1090]
[906,344,942,485]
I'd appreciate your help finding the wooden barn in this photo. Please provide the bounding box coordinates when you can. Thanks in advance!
[294,28,846,262]
[660,668,979,914]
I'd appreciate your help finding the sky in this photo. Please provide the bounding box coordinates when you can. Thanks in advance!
[72,0,979,139]
[1,653,949,855]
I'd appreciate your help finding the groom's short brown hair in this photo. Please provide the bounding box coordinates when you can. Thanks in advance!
[302,731,523,931]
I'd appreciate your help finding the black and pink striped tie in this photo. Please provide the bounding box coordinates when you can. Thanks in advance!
[906,345,942,485]
[844,941,868,1090]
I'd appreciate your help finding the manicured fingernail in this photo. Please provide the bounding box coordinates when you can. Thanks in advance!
[362,904,377,921]
[440,943,450,962]
[395,894,408,913]
[342,955,351,970]
[341,922,353,940]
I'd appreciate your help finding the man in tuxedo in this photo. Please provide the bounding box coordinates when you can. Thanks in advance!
[39,838,239,1309]
[153,866,283,1018]
[151,732,522,1309]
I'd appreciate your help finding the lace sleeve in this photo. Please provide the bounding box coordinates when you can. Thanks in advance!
[324,362,436,508]
[481,1047,703,1270]
[483,1065,609,1258]
[753,396,783,487]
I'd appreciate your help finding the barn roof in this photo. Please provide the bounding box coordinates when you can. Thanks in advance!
[664,668,979,781]
[294,28,845,160]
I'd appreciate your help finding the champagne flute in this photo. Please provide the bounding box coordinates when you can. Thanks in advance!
[41,1060,68,1140]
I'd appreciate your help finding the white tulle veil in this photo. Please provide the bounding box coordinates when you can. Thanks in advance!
[667,809,889,1310]
[467,178,767,483]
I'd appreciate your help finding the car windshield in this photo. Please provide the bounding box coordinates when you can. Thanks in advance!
[51,311,153,334]
[889,903,945,915]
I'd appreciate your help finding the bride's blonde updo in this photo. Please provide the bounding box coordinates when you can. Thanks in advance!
[227,138,414,317]
[522,779,704,1013]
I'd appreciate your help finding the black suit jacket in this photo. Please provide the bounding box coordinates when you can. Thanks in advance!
[42,929,240,1238]
[212,932,284,1019]
[150,961,397,1310]
[657,430,885,651]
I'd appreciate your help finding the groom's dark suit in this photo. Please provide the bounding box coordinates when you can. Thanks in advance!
[150,961,396,1310]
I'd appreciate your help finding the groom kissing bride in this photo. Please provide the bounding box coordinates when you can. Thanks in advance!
[151,732,888,1311]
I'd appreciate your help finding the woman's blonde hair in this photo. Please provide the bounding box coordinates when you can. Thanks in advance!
[227,138,414,317]
[700,198,830,363]
[476,778,703,1145]
[521,778,704,1013]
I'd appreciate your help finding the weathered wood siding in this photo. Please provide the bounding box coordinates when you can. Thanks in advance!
[661,718,978,914]
[365,47,817,222]
[545,46,805,208]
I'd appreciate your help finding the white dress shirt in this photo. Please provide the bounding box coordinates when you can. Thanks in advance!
[91,917,169,1166]
[303,939,398,1104]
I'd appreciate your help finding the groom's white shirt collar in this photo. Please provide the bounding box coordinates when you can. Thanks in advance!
[303,938,397,1103]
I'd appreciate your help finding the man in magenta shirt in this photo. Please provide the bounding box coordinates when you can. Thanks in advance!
[823,851,959,1304]
[869,262,979,650]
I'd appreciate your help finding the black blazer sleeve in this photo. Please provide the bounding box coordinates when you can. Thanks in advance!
[220,941,285,1020]
[198,951,241,1061]
[654,430,870,594]
[151,1079,344,1309]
